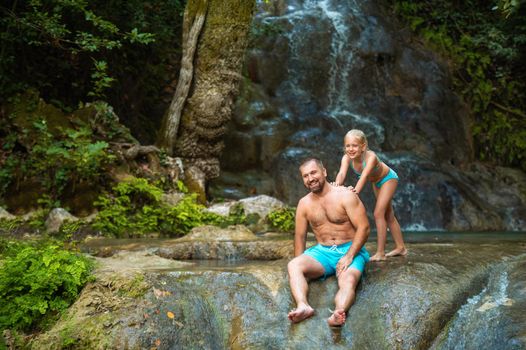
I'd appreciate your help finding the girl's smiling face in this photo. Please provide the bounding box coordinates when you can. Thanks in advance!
[344,135,366,159]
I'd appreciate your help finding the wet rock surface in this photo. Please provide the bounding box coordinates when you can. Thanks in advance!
[33,234,526,349]
[211,0,526,231]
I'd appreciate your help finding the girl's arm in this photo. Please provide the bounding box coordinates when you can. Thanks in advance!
[353,151,379,194]
[333,154,350,186]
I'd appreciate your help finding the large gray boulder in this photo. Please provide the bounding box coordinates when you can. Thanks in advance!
[206,195,288,233]
[31,235,526,349]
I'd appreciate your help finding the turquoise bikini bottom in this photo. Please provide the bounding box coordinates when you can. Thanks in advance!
[375,168,399,188]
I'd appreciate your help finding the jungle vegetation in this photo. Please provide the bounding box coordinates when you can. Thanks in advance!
[391,0,526,170]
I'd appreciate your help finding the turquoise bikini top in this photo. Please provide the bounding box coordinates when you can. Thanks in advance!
[350,153,382,179]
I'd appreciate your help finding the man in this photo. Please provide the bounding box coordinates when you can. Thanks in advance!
[287,157,370,326]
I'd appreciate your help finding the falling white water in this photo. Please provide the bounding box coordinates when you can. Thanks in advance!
[433,270,514,349]
[278,0,373,130]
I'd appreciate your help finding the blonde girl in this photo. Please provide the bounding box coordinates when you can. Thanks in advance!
[334,129,407,261]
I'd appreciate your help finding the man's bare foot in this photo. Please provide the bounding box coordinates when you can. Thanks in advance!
[327,309,346,327]
[288,306,315,323]
[386,247,408,257]
[369,253,387,261]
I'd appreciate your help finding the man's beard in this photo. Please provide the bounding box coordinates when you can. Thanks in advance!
[307,178,325,193]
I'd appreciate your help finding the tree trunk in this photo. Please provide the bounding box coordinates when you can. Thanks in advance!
[157,0,209,154]
[172,0,256,181]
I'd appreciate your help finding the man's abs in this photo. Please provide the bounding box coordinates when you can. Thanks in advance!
[311,223,356,246]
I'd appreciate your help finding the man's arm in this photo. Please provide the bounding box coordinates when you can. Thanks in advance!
[344,192,370,256]
[293,200,309,257]
[336,192,369,276]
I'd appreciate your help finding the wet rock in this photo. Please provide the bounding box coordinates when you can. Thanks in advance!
[205,195,287,233]
[215,1,526,231]
[156,225,292,260]
[31,238,526,349]
[238,194,286,219]
[430,254,526,350]
[45,208,78,233]
[205,201,237,216]
[179,225,258,242]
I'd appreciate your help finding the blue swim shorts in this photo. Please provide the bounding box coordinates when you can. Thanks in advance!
[375,168,399,188]
[303,241,370,279]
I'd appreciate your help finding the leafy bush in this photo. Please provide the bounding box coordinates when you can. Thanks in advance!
[0,0,185,143]
[0,95,120,206]
[0,241,94,331]
[93,178,247,237]
[393,0,526,170]
[267,207,296,232]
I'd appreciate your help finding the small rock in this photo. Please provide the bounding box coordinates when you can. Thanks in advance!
[205,201,237,217]
[45,208,78,233]
[0,207,16,220]
[239,195,286,218]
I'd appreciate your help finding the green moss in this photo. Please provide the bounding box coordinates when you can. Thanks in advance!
[31,313,117,350]
[117,273,149,298]
[187,0,209,16]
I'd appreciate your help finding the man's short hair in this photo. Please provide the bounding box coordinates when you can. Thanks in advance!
[299,157,325,171]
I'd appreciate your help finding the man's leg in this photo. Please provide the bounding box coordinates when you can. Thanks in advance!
[287,255,325,323]
[328,268,361,326]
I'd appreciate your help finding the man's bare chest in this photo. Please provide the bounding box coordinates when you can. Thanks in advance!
[307,202,347,227]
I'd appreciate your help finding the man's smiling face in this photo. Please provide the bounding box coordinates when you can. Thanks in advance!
[300,160,327,194]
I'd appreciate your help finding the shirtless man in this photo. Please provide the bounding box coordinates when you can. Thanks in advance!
[287,158,370,327]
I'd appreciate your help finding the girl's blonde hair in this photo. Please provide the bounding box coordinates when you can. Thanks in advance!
[345,129,368,148]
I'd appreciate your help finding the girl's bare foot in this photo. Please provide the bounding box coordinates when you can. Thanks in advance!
[288,306,315,323]
[327,309,346,327]
[386,247,408,257]
[369,253,386,261]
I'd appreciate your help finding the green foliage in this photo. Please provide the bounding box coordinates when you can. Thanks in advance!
[0,0,160,100]
[92,178,161,236]
[1,0,185,143]
[267,207,296,232]
[31,122,114,196]
[393,0,526,170]
[0,97,117,203]
[57,220,83,241]
[93,178,249,237]
[88,60,115,98]
[0,217,24,234]
[0,240,94,331]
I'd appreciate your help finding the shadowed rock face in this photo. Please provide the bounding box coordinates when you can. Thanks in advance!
[210,0,526,231]
[34,235,526,349]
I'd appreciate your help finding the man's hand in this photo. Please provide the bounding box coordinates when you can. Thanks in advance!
[336,254,354,277]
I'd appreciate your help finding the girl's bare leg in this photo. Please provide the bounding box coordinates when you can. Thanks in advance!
[384,201,407,257]
[370,180,398,261]
[370,184,385,261]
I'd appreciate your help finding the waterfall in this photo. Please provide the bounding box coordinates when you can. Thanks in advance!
[432,268,514,349]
